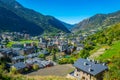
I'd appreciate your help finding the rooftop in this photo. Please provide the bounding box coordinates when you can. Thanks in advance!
[12,62,26,70]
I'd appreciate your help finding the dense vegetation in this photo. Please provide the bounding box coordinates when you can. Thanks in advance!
[0,59,26,80]
[86,23,120,45]
[82,23,120,79]
[0,6,43,35]
[97,41,120,80]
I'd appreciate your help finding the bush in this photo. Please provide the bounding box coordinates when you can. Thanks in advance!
[32,64,39,71]
[79,49,90,58]
[38,54,45,59]
[10,67,18,74]
[58,58,74,64]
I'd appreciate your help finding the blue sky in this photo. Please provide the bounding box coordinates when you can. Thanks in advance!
[16,0,120,24]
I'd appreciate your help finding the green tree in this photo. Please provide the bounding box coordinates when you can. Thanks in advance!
[38,54,45,59]
[32,64,39,71]
[80,49,90,58]
[10,67,18,74]
[51,49,57,61]
[5,37,9,44]
[52,53,57,61]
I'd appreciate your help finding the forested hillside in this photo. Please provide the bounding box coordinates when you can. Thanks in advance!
[0,0,70,35]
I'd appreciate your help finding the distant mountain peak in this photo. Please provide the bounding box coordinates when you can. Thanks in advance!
[0,0,22,8]
[72,10,120,32]
[0,0,15,4]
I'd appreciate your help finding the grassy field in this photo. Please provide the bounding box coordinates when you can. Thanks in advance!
[7,40,39,47]
[96,41,120,79]
[26,76,76,80]
[97,41,120,61]
[26,64,74,77]
[10,74,76,80]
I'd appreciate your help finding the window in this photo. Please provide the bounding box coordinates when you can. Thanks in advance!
[82,77,85,80]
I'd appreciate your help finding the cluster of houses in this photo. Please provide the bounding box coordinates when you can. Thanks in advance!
[0,32,30,42]
[0,32,92,73]
[38,35,84,55]
[11,58,54,73]
[0,32,87,73]
[0,42,54,73]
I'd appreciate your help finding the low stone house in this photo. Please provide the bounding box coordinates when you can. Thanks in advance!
[0,53,4,60]
[12,55,25,63]
[20,46,35,55]
[11,62,26,73]
[0,48,13,59]
[25,58,54,68]
[38,42,47,49]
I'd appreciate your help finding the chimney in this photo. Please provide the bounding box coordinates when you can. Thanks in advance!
[88,68,93,72]
[102,63,106,66]
[92,59,95,62]
[84,62,88,66]
[97,60,99,63]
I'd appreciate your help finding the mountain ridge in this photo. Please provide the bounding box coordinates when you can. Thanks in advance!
[72,10,120,32]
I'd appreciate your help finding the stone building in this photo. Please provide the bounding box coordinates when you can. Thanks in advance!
[68,58,108,80]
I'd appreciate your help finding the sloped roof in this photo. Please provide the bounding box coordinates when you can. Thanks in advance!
[12,55,25,60]
[12,62,26,70]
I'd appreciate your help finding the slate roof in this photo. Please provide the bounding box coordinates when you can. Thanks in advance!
[40,50,49,55]
[0,48,12,54]
[12,62,26,70]
[12,48,22,51]
[25,58,52,67]
[73,58,108,76]
[27,53,38,58]
[12,55,25,60]
[0,53,4,58]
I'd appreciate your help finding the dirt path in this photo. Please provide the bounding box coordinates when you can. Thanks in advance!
[89,48,105,59]
[26,64,74,77]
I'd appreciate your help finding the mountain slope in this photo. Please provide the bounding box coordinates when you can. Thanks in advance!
[0,0,70,35]
[0,3,43,35]
[72,10,120,32]
[86,23,120,45]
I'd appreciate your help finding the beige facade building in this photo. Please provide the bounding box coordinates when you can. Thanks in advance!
[68,58,108,80]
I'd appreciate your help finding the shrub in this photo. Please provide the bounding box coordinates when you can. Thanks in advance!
[32,64,39,71]
[38,54,45,59]
[58,58,74,64]
[10,67,18,74]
